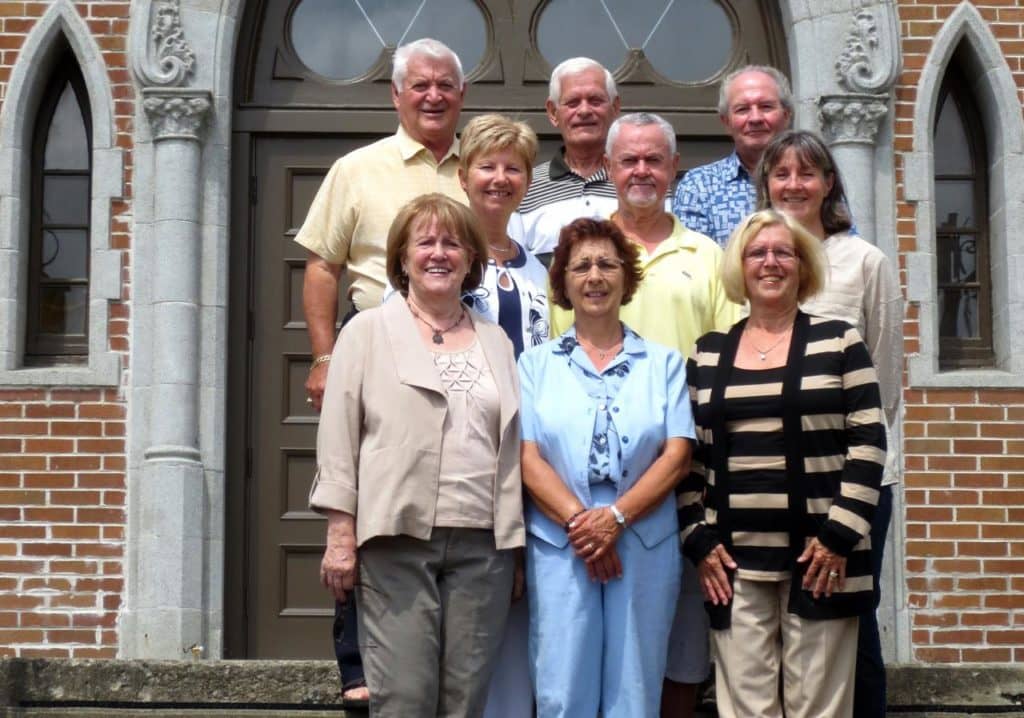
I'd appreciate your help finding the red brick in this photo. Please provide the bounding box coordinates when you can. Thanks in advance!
[915,647,958,662]
[986,629,1024,644]
[907,541,955,557]
[48,456,101,471]
[958,577,1008,591]
[20,612,70,628]
[73,646,116,658]
[77,474,124,489]
[985,560,1024,573]
[77,404,125,419]
[22,473,75,489]
[23,439,74,453]
[0,630,44,644]
[0,455,45,471]
[51,421,103,437]
[24,404,74,419]
[981,456,1024,471]
[956,507,1006,522]
[50,594,99,609]
[953,439,1005,454]
[0,593,43,609]
[0,490,45,505]
[22,542,73,557]
[906,506,953,522]
[933,559,982,573]
[963,648,1012,662]
[20,647,70,658]
[954,406,1005,421]
[957,542,1008,557]
[927,490,979,505]
[47,560,98,575]
[913,612,957,627]
[50,490,102,506]
[962,612,1009,627]
[74,543,121,558]
[23,507,74,523]
[50,525,100,541]
[76,508,124,524]
[984,594,1024,610]
[76,439,123,453]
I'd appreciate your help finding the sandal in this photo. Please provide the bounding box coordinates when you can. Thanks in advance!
[341,678,369,711]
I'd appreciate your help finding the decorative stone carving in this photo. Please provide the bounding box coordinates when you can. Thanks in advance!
[142,87,212,141]
[835,5,901,94]
[132,0,197,88]
[818,94,888,145]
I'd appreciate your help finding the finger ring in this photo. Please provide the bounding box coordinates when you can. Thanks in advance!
[306,397,313,404]
[828,570,839,579]
[585,543,594,552]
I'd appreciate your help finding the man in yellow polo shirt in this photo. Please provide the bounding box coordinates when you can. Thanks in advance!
[296,37,468,411]
[550,113,740,718]
[294,37,467,709]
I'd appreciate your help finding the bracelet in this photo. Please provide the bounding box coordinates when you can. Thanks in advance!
[609,504,627,528]
[310,354,332,369]
[563,509,586,532]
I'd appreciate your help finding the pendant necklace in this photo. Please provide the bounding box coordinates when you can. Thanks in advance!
[408,301,466,345]
[748,327,791,361]
[578,334,623,361]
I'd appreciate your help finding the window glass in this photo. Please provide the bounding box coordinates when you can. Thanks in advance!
[37,285,88,336]
[41,229,89,280]
[42,176,90,225]
[290,0,486,80]
[537,0,733,82]
[934,94,971,175]
[44,83,88,170]
[934,179,975,229]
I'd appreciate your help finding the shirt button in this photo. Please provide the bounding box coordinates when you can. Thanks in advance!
[599,404,607,411]
[612,407,620,413]
[622,436,629,444]
[597,436,606,444]
[623,470,629,478]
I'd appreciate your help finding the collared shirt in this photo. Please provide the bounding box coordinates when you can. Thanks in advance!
[294,126,466,310]
[551,216,742,359]
[671,151,755,248]
[508,148,619,256]
[518,325,694,550]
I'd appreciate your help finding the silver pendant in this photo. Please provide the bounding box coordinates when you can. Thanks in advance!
[432,332,444,344]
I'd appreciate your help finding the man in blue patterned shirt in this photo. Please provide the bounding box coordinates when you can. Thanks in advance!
[671,66,792,247]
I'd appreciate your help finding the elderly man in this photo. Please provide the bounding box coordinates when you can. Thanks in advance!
[672,65,792,247]
[551,113,740,718]
[294,37,466,708]
[509,57,620,264]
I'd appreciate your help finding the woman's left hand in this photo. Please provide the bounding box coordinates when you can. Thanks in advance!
[797,537,847,599]
[567,507,622,567]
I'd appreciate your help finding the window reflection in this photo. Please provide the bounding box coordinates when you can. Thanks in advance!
[290,0,486,81]
[537,0,733,82]
[44,84,88,170]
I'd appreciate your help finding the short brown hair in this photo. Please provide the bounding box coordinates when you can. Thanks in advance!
[385,194,486,296]
[459,113,539,179]
[721,209,826,305]
[549,218,643,310]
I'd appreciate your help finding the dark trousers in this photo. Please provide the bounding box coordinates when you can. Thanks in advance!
[332,302,364,690]
[853,485,893,717]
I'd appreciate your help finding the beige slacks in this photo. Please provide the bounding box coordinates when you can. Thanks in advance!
[712,577,858,718]
[356,528,515,718]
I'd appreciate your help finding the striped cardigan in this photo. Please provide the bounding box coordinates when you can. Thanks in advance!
[678,311,886,624]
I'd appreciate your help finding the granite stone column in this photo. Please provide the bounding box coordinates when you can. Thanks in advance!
[134,86,212,657]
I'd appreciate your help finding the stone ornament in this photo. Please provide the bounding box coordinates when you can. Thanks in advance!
[835,5,901,94]
[818,94,888,145]
[142,88,212,141]
[132,0,197,88]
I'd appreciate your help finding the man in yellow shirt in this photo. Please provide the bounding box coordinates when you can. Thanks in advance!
[294,38,467,708]
[296,38,468,410]
[550,113,740,718]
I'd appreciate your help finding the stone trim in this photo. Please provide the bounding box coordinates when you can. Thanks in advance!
[0,0,123,386]
[904,1,1024,387]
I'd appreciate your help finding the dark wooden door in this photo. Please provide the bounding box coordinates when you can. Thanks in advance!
[242,135,379,658]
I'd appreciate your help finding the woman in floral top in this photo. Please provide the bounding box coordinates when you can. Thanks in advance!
[517,217,695,717]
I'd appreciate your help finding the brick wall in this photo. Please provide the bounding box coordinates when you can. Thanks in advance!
[895,1,1024,664]
[0,1,132,658]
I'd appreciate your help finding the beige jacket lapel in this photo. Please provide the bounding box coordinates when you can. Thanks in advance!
[381,294,445,395]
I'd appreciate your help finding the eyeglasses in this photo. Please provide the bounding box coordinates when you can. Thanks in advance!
[567,258,625,276]
[743,247,799,264]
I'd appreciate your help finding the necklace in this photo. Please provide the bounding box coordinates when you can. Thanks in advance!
[578,334,623,361]
[489,242,514,254]
[748,327,791,361]
[408,301,466,345]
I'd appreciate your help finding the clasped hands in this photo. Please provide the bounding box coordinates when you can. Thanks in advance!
[567,507,623,583]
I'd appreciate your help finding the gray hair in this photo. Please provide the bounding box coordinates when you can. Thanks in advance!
[717,65,793,118]
[548,57,617,104]
[606,112,677,157]
[392,38,465,89]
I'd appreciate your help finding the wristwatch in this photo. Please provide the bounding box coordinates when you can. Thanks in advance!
[609,504,627,528]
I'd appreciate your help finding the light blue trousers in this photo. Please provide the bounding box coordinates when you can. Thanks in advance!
[526,486,681,718]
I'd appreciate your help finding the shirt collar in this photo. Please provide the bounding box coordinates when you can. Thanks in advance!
[489,241,528,269]
[552,323,646,359]
[396,125,460,163]
[549,147,609,183]
[724,150,751,183]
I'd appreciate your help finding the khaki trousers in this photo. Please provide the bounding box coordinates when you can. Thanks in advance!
[712,577,858,718]
[356,529,515,718]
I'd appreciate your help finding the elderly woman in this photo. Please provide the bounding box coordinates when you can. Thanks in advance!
[457,113,547,718]
[679,209,886,718]
[755,129,902,717]
[518,217,694,717]
[311,193,524,717]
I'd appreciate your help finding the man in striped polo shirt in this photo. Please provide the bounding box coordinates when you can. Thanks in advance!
[508,57,620,265]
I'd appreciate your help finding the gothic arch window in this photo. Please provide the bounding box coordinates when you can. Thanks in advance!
[27,48,92,361]
[933,56,991,369]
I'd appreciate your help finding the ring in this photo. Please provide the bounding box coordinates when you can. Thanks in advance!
[585,543,594,552]
[828,570,839,579]
[305,397,313,404]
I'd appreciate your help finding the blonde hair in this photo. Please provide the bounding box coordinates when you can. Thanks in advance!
[385,194,486,296]
[458,113,539,178]
[721,209,827,305]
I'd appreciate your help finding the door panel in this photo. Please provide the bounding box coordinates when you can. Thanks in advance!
[245,135,378,658]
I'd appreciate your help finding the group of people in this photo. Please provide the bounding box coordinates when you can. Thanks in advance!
[299,37,902,718]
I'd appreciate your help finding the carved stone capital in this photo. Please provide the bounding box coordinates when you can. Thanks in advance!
[132,0,197,88]
[818,94,888,146]
[835,5,901,94]
[142,88,212,141]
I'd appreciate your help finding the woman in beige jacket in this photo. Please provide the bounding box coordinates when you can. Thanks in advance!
[310,194,525,717]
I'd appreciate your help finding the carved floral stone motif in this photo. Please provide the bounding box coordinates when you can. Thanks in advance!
[818,94,888,145]
[133,0,197,88]
[142,88,212,141]
[835,6,901,94]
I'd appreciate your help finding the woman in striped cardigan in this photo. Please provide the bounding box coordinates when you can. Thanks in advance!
[678,209,886,718]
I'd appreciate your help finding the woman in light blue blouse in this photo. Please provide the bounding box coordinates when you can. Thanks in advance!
[518,217,695,718]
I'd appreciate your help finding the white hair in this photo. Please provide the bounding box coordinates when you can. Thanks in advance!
[392,38,465,89]
[606,112,677,157]
[548,57,617,104]
[717,65,793,118]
